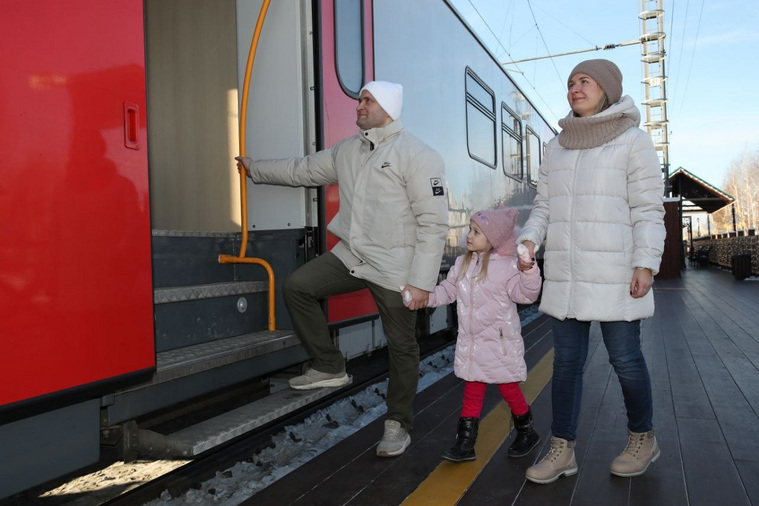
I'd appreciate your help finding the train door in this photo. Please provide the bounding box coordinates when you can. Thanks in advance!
[319,0,378,323]
[0,0,155,411]
[0,0,155,497]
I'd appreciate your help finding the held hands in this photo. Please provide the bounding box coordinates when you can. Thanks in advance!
[400,285,430,310]
[630,267,653,298]
[235,156,252,178]
[517,241,536,272]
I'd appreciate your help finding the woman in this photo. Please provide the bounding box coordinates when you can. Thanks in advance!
[517,59,666,484]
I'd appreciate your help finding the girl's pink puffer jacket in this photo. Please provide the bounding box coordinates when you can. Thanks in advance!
[427,252,541,384]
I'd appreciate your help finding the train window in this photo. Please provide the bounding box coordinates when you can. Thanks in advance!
[525,126,541,186]
[334,0,364,97]
[501,103,523,180]
[465,68,496,168]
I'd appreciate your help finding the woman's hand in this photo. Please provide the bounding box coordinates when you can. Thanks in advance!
[517,241,536,272]
[630,268,653,298]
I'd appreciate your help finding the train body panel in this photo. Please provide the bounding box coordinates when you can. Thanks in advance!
[0,0,554,499]
[237,0,316,232]
[373,0,555,261]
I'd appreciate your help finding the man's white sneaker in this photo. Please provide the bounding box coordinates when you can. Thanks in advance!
[376,420,411,457]
[288,368,350,390]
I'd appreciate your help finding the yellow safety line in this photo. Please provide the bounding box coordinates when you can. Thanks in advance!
[402,349,554,506]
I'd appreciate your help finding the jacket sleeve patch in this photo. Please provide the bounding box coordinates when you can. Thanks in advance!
[430,178,445,196]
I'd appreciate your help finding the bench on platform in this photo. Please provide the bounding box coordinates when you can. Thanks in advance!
[695,245,712,267]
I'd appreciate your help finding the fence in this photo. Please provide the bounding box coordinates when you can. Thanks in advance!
[692,230,758,277]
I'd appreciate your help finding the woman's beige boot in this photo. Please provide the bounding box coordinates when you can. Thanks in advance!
[525,436,578,484]
[610,429,660,477]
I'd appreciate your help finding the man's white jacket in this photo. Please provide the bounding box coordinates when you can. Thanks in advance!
[249,120,449,292]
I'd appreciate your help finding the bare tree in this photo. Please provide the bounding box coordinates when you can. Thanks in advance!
[712,146,759,234]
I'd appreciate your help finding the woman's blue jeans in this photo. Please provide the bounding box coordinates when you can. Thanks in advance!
[550,318,653,441]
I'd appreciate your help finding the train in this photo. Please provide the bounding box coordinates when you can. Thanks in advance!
[0,0,555,499]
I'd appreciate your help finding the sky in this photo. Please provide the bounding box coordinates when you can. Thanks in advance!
[448,0,759,190]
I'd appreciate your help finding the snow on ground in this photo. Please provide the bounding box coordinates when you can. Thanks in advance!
[145,307,542,506]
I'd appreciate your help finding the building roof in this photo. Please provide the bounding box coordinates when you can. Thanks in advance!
[668,167,734,214]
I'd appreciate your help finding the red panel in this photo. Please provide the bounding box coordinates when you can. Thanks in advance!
[0,1,155,406]
[321,0,378,322]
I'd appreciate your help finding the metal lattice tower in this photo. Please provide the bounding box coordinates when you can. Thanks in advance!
[639,0,671,195]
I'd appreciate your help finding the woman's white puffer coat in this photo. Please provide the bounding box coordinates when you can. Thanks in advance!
[518,97,665,322]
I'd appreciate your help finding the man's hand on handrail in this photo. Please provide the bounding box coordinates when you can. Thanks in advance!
[235,156,252,178]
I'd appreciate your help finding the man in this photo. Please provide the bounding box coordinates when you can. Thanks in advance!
[236,81,449,457]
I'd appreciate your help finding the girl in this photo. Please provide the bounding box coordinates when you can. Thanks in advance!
[426,207,542,462]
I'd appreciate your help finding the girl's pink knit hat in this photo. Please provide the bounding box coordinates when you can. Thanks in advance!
[470,207,520,256]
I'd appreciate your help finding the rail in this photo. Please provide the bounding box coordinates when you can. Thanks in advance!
[218,0,275,331]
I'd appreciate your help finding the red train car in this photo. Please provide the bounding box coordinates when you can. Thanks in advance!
[1,0,554,498]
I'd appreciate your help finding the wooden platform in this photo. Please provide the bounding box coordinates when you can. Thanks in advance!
[247,266,759,505]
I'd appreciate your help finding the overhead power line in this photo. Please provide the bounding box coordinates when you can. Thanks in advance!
[501,39,642,66]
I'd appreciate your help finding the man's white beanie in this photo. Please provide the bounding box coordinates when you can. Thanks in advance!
[360,81,403,120]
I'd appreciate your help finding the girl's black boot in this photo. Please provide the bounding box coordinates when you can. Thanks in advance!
[508,408,541,457]
[442,417,479,462]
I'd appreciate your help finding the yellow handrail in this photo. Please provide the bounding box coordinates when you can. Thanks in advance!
[219,0,275,332]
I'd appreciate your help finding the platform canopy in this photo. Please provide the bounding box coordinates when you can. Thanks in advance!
[668,167,734,214]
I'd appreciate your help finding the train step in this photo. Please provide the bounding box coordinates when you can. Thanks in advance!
[102,328,308,430]
[153,281,273,352]
[128,329,301,389]
[125,377,353,458]
[154,280,268,304]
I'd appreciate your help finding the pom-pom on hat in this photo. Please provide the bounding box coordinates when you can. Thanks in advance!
[568,59,623,105]
[360,81,403,120]
[470,207,520,256]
